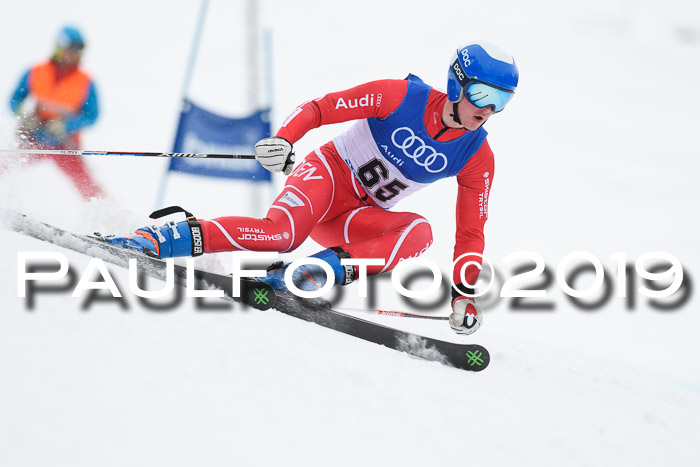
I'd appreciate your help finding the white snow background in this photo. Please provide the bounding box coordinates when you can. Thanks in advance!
[1,1,699,466]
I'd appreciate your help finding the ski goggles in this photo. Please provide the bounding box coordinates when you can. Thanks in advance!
[463,80,514,113]
[56,36,84,52]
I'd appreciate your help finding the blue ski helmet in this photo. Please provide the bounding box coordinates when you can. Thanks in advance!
[56,26,85,51]
[447,41,518,110]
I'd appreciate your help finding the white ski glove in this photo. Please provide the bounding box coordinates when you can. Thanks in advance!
[449,295,482,335]
[255,136,296,175]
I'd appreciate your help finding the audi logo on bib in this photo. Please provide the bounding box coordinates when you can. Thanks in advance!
[391,127,448,173]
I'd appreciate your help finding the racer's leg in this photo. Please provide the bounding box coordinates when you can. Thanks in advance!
[310,206,433,275]
[202,148,362,254]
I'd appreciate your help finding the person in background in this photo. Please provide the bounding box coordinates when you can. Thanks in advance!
[8,25,104,200]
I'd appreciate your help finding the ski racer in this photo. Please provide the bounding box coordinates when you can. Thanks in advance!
[107,41,519,335]
[8,26,104,200]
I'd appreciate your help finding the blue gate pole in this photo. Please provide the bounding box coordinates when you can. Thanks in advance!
[155,0,210,209]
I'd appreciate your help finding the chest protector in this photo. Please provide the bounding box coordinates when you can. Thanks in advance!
[333,75,487,208]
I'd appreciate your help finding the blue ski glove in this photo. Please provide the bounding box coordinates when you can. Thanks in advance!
[104,206,204,258]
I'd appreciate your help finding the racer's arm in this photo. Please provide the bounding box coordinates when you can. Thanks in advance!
[275,79,408,143]
[452,139,495,290]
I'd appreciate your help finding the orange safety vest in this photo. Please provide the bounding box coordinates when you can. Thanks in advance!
[28,61,91,122]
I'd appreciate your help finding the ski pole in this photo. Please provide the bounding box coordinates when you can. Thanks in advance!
[0,148,256,160]
[337,307,449,321]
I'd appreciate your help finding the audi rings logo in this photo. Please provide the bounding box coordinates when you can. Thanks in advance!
[391,127,448,173]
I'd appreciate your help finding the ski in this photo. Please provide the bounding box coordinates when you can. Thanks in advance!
[273,290,489,371]
[4,211,276,310]
[4,212,489,371]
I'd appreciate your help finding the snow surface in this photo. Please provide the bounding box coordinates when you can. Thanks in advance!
[1,1,700,466]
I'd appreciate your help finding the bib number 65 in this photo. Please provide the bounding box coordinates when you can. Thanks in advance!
[358,159,407,202]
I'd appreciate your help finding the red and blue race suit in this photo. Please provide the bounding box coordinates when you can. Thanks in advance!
[201,75,495,286]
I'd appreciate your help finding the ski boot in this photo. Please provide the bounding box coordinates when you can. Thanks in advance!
[261,247,355,293]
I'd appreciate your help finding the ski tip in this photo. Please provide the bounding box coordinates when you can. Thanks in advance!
[239,278,276,310]
[458,345,490,371]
